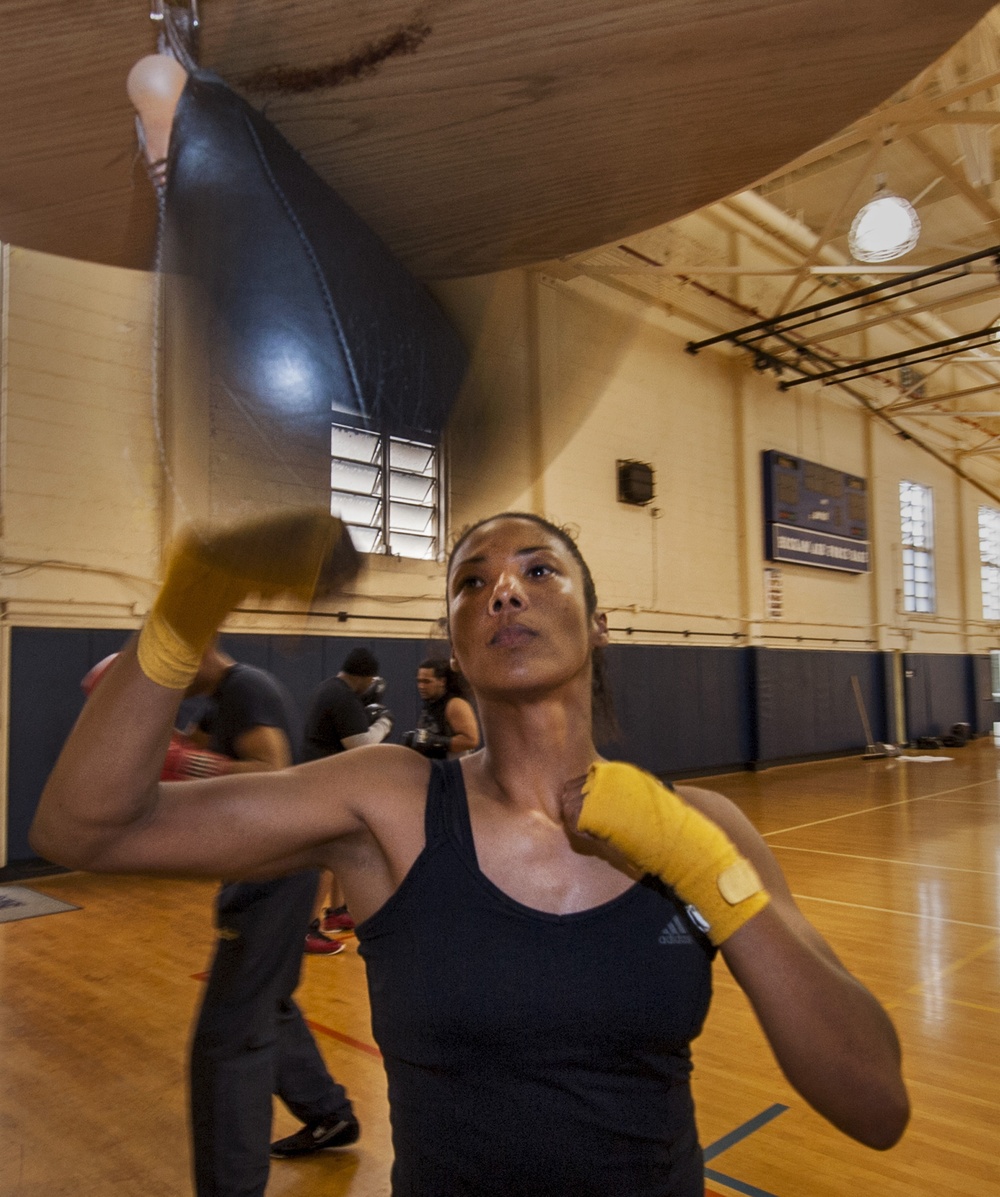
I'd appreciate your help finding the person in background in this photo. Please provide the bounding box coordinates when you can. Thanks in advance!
[300,647,393,952]
[184,640,358,1189]
[402,657,480,758]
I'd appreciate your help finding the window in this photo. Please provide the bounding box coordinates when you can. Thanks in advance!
[979,506,1000,620]
[899,481,934,613]
[330,423,440,559]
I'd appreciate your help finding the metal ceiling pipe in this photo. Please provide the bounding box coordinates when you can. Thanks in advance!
[723,190,1000,381]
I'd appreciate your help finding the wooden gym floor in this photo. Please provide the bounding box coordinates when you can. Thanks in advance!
[2,741,998,1197]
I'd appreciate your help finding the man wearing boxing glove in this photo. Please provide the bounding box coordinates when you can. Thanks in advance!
[82,653,230,782]
[185,640,358,1193]
[295,648,394,960]
[303,646,394,760]
[402,657,480,759]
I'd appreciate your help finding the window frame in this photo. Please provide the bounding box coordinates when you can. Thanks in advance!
[978,505,1000,621]
[899,480,935,614]
[329,419,443,560]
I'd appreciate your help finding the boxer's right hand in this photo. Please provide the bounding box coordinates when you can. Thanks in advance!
[137,509,360,690]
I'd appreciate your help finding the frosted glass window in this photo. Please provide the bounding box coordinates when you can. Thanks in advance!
[331,426,381,464]
[331,422,440,559]
[979,506,1000,620]
[900,481,935,613]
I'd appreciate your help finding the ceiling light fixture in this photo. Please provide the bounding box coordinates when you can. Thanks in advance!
[848,176,920,263]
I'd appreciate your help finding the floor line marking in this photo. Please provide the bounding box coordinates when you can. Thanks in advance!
[305,1018,383,1059]
[771,844,998,876]
[791,893,1000,931]
[703,1168,780,1197]
[703,1104,789,1161]
[763,778,997,837]
[942,996,1000,1015]
[902,937,1000,996]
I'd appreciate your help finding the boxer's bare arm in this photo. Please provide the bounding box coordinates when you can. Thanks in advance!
[30,637,425,880]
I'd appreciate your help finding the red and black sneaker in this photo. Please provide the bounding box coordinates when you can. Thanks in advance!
[321,905,356,934]
[304,919,344,955]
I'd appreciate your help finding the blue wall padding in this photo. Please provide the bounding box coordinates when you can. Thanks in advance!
[751,648,885,763]
[5,628,437,862]
[5,628,993,863]
[902,653,979,739]
[214,632,428,748]
[603,644,752,776]
[8,628,132,862]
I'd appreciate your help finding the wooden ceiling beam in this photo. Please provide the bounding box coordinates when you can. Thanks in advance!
[908,130,1000,227]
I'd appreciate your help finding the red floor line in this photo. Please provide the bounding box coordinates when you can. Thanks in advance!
[306,1018,383,1059]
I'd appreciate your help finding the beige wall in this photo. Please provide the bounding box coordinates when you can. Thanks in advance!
[437,266,1000,658]
[0,245,449,643]
[2,242,998,657]
[1,246,161,627]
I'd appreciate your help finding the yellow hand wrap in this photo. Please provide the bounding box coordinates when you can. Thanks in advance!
[137,508,360,689]
[579,761,769,946]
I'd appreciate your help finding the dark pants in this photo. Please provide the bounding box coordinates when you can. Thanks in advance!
[190,870,353,1197]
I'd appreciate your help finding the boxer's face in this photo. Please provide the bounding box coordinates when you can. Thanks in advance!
[417,668,446,700]
[446,516,606,702]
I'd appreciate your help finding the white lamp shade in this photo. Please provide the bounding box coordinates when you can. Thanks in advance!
[849,192,921,263]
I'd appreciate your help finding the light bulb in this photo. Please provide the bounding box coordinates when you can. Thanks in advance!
[126,54,189,166]
[848,190,920,263]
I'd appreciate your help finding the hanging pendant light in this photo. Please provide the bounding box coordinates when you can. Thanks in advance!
[848,176,921,263]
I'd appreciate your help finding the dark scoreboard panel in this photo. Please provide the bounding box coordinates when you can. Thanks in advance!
[763,450,868,540]
[762,450,870,573]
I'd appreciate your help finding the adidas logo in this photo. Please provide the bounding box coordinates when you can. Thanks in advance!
[658,915,694,946]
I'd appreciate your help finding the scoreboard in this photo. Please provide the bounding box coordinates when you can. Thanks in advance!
[762,450,870,573]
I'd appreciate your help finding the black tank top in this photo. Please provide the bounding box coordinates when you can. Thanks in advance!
[356,760,714,1197]
[417,693,452,738]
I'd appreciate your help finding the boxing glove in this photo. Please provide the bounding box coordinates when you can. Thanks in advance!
[366,702,393,727]
[578,761,769,947]
[81,653,120,696]
[402,728,451,758]
[137,508,360,689]
[362,677,387,704]
[161,733,231,781]
[364,706,394,744]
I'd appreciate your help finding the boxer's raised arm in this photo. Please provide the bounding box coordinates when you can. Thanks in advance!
[30,509,369,877]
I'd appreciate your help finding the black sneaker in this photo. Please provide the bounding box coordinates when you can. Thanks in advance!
[270,1115,360,1157]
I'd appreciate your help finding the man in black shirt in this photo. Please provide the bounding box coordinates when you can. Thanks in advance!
[186,643,357,1192]
[303,645,393,761]
[297,647,393,951]
[266,646,394,1157]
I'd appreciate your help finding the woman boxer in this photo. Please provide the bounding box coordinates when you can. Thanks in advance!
[32,508,909,1197]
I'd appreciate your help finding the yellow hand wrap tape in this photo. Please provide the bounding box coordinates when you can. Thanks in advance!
[136,610,204,690]
[579,761,769,946]
[136,509,360,690]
